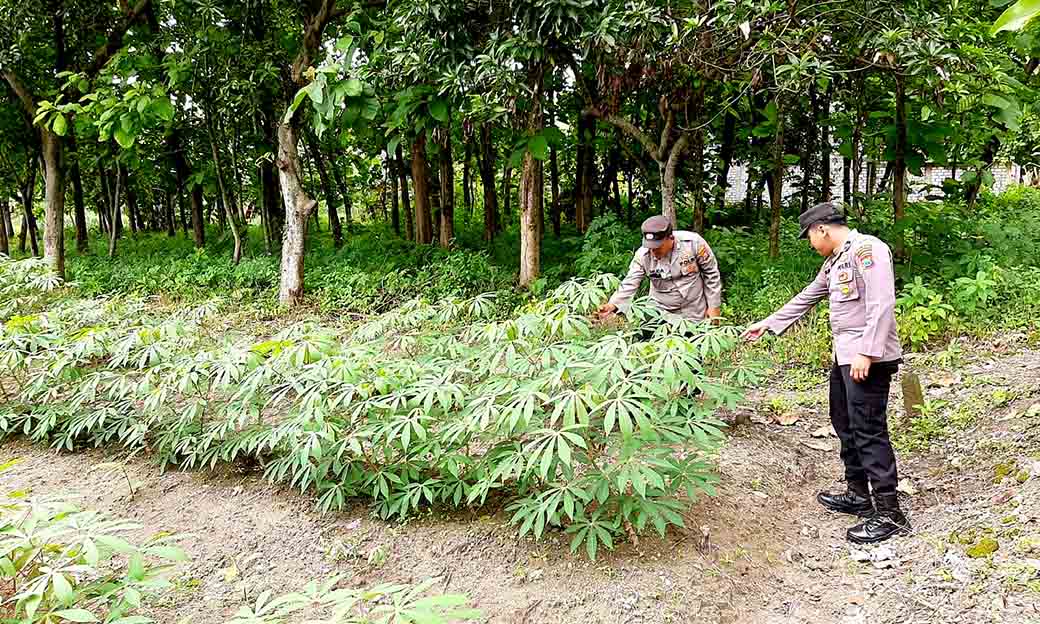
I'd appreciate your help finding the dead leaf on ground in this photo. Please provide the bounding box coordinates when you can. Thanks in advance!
[802,439,834,452]
[896,479,918,496]
[774,412,801,426]
[811,425,836,438]
[932,374,961,388]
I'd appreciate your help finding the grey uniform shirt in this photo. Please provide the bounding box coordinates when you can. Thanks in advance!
[608,231,723,321]
[763,230,903,365]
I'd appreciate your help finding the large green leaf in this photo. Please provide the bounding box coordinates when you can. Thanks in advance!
[429,98,449,123]
[114,127,135,149]
[528,135,549,161]
[345,78,364,97]
[992,0,1040,32]
[152,98,175,122]
[52,114,68,137]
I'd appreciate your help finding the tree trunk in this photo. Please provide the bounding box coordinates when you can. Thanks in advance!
[501,162,513,225]
[575,112,595,232]
[122,166,140,235]
[550,136,561,237]
[715,111,737,213]
[843,157,852,210]
[18,162,40,256]
[166,190,176,236]
[2,195,13,241]
[519,63,545,287]
[0,198,9,256]
[463,137,473,217]
[411,132,433,244]
[330,152,353,229]
[819,88,833,203]
[276,118,318,306]
[768,101,785,259]
[477,124,499,241]
[69,137,88,252]
[389,157,400,235]
[107,165,122,258]
[877,162,893,196]
[866,160,877,202]
[744,169,755,216]
[691,127,705,232]
[209,126,244,264]
[396,144,413,241]
[801,86,818,215]
[304,129,342,248]
[605,139,622,220]
[892,75,907,258]
[965,135,999,210]
[661,133,689,228]
[438,125,455,248]
[41,131,65,278]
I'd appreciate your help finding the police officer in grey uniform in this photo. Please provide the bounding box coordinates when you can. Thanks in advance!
[597,215,723,322]
[743,202,909,544]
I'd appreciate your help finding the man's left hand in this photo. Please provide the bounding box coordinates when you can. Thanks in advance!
[850,354,872,382]
[706,307,721,325]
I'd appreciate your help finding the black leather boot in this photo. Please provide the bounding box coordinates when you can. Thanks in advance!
[817,481,873,516]
[847,493,910,544]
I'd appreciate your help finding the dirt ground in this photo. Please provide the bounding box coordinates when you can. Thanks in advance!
[2,338,1038,624]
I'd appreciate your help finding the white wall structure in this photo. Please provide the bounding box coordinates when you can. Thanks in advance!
[722,156,1024,204]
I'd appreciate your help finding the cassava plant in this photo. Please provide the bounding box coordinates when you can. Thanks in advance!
[0,257,759,560]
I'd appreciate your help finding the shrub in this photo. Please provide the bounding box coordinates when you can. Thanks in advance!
[0,259,755,561]
[0,459,186,624]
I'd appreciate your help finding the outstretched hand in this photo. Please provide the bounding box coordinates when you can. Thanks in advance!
[595,302,618,321]
[741,321,769,342]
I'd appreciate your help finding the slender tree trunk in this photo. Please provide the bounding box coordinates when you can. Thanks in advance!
[715,111,737,213]
[575,113,595,232]
[477,124,499,241]
[108,166,122,258]
[396,145,413,241]
[463,137,473,217]
[389,157,400,235]
[438,125,455,248]
[303,129,342,248]
[605,139,622,220]
[691,127,705,232]
[801,86,818,214]
[209,126,244,264]
[18,163,40,256]
[501,162,513,226]
[892,75,907,258]
[0,198,9,256]
[877,162,893,196]
[819,91,833,203]
[2,195,13,241]
[519,63,545,287]
[744,168,755,216]
[40,132,65,278]
[166,190,176,236]
[843,158,852,210]
[866,160,877,202]
[330,152,353,229]
[768,101,785,259]
[69,136,88,252]
[626,170,634,225]
[550,137,561,236]
[122,166,139,235]
[661,133,689,228]
[412,132,433,244]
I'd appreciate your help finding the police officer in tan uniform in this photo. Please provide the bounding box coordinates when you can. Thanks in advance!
[597,215,722,322]
[743,202,909,544]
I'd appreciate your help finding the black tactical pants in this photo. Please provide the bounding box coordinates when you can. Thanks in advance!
[829,360,900,495]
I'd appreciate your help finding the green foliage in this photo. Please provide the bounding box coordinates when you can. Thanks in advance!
[224,578,479,624]
[0,258,754,560]
[896,278,956,349]
[0,460,186,624]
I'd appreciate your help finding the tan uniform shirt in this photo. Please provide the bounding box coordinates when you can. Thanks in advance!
[608,231,723,321]
[763,230,903,365]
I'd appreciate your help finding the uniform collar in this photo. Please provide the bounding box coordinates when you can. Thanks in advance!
[825,230,860,270]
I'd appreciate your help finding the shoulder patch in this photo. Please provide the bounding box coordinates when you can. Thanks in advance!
[854,243,874,268]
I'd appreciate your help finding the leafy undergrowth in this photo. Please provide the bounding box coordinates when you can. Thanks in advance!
[0,460,478,624]
[0,256,761,561]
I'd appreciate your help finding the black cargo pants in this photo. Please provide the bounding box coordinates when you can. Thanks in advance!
[829,360,900,495]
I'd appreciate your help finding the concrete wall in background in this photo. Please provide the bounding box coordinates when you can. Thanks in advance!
[722,157,1025,204]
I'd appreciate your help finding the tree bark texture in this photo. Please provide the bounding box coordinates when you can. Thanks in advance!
[519,63,545,288]
[411,132,433,244]
[438,125,455,248]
